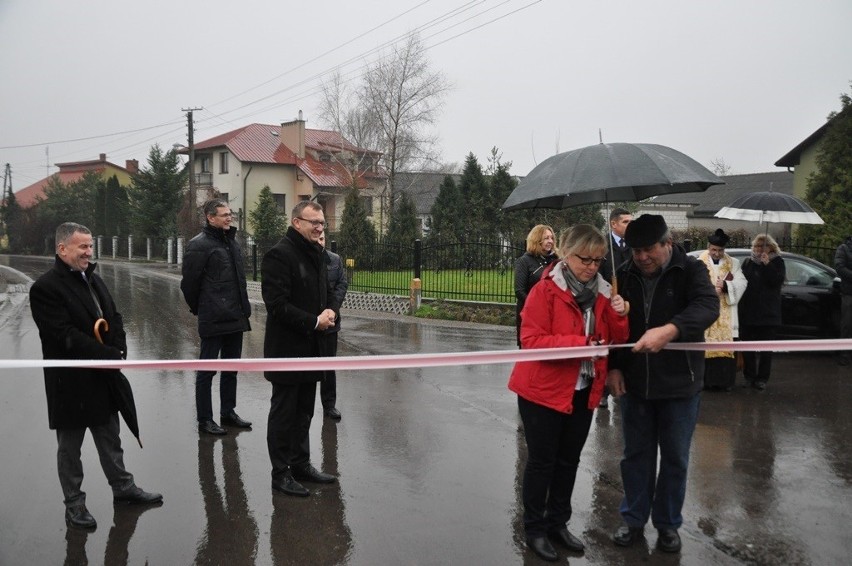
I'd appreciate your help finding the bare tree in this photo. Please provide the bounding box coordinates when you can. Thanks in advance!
[709,157,732,176]
[318,33,450,230]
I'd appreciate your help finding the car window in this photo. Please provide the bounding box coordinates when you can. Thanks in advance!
[785,258,833,287]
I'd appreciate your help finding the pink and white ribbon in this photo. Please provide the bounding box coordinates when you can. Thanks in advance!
[0,339,849,372]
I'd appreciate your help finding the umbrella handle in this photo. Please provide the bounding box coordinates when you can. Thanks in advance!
[611,277,631,315]
[94,318,109,344]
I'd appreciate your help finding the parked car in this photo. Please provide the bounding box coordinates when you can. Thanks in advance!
[688,248,841,339]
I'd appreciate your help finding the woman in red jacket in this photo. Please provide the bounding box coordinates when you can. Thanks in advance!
[508,224,629,561]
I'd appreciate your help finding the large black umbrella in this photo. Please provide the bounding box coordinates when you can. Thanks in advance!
[714,191,824,225]
[502,142,723,294]
[95,318,143,449]
[502,142,723,211]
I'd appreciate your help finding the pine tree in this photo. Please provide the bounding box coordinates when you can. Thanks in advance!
[249,185,288,252]
[128,145,187,240]
[801,85,852,248]
[457,153,490,242]
[338,185,377,268]
[385,192,419,269]
[427,175,464,243]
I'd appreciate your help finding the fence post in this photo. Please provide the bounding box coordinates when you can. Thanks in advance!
[252,242,258,281]
[128,235,133,260]
[146,237,152,261]
[410,239,422,315]
[112,236,118,259]
[167,237,174,264]
[96,235,103,259]
[683,239,692,253]
[177,237,184,265]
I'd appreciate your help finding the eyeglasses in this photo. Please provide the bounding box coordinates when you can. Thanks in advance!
[573,254,605,266]
[296,217,327,229]
[216,212,234,218]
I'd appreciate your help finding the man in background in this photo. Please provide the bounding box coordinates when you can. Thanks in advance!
[599,208,632,408]
[181,198,253,435]
[318,232,349,421]
[835,234,852,366]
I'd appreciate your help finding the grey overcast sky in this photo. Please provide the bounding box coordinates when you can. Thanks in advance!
[2,0,851,190]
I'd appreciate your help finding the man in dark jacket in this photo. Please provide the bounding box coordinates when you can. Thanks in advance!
[262,201,337,497]
[835,235,852,366]
[181,199,253,435]
[30,222,162,531]
[318,232,349,421]
[606,215,718,554]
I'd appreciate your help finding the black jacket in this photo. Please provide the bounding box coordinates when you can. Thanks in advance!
[324,249,349,335]
[181,224,251,338]
[835,237,852,295]
[30,258,126,429]
[514,251,557,345]
[611,244,719,399]
[261,227,332,385]
[600,233,631,283]
[739,255,785,327]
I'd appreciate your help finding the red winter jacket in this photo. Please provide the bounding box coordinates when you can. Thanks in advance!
[508,262,629,413]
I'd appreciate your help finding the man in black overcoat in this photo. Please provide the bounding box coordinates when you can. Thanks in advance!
[30,222,162,530]
[261,202,337,497]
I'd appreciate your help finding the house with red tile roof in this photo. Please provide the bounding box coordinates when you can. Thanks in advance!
[12,154,138,209]
[190,116,386,233]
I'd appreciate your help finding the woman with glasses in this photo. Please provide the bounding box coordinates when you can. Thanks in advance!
[514,224,558,346]
[508,224,629,561]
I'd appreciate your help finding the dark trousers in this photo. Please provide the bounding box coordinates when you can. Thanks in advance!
[267,382,317,480]
[56,413,134,508]
[618,392,701,529]
[740,325,777,383]
[841,295,852,341]
[196,332,243,421]
[517,388,593,537]
[320,332,338,410]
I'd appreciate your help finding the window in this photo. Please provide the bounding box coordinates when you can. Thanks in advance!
[219,192,229,202]
[219,152,229,174]
[200,155,211,173]
[273,194,285,212]
[361,196,373,216]
[319,152,332,162]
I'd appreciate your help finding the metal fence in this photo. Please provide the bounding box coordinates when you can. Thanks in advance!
[241,234,840,304]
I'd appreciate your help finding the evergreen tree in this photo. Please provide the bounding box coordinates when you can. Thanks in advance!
[801,85,852,248]
[457,153,490,242]
[127,145,187,240]
[38,172,100,233]
[249,185,288,252]
[387,192,419,243]
[0,190,23,252]
[427,175,464,243]
[338,185,377,268]
[94,175,129,237]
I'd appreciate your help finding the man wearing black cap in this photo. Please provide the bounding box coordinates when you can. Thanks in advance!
[605,214,718,553]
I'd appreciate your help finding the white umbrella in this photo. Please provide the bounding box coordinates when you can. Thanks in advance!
[715,191,824,225]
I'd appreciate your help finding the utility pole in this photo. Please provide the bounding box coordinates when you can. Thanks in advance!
[2,163,12,202]
[182,107,203,224]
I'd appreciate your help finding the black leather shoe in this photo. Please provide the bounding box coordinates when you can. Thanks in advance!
[113,486,163,505]
[199,419,226,435]
[549,527,584,552]
[526,536,558,562]
[65,505,97,530]
[272,475,309,497]
[324,407,342,421]
[221,410,252,428]
[754,381,767,391]
[657,528,681,553]
[292,464,336,484]
[612,524,644,547]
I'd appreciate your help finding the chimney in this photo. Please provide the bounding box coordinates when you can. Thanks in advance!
[125,159,139,174]
[280,111,306,159]
[99,153,107,162]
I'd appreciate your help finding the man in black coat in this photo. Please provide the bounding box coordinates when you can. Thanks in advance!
[30,222,162,531]
[181,199,253,435]
[262,201,337,497]
[318,232,349,421]
[606,215,718,554]
[835,235,852,366]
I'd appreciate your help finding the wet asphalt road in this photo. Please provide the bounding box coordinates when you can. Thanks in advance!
[0,255,850,566]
